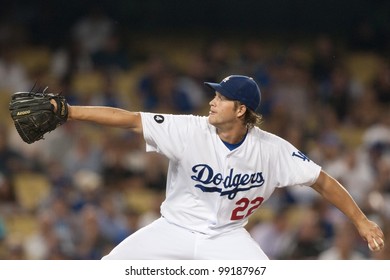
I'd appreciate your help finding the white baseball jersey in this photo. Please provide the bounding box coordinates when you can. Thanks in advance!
[141,113,321,236]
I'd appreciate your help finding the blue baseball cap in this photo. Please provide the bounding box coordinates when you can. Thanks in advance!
[204,75,261,111]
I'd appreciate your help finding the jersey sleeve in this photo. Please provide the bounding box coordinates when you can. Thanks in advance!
[140,113,197,160]
[275,138,321,188]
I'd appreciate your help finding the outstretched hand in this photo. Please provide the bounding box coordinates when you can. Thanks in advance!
[356,219,385,252]
[9,91,68,144]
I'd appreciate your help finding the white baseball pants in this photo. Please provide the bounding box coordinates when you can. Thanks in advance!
[102,217,268,260]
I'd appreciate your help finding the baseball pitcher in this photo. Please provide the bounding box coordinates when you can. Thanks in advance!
[9,75,385,259]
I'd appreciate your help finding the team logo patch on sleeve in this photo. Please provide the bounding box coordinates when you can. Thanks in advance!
[154,115,164,124]
[292,151,310,162]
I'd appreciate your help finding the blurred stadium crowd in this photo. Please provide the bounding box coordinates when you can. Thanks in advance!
[0,6,390,260]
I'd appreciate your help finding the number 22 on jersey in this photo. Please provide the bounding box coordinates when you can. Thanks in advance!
[230,196,264,220]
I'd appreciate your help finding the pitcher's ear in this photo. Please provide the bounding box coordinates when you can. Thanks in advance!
[237,104,247,118]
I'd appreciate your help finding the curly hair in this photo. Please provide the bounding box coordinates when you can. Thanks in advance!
[234,101,263,128]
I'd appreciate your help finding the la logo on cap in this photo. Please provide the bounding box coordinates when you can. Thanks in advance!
[222,76,231,83]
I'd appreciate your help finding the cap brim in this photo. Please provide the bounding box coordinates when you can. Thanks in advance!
[204,82,235,100]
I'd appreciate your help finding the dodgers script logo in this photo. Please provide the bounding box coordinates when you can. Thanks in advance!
[191,164,265,199]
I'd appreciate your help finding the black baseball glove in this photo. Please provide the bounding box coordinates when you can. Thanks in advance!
[9,89,69,144]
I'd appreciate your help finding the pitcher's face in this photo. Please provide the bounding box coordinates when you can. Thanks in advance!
[208,92,240,127]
